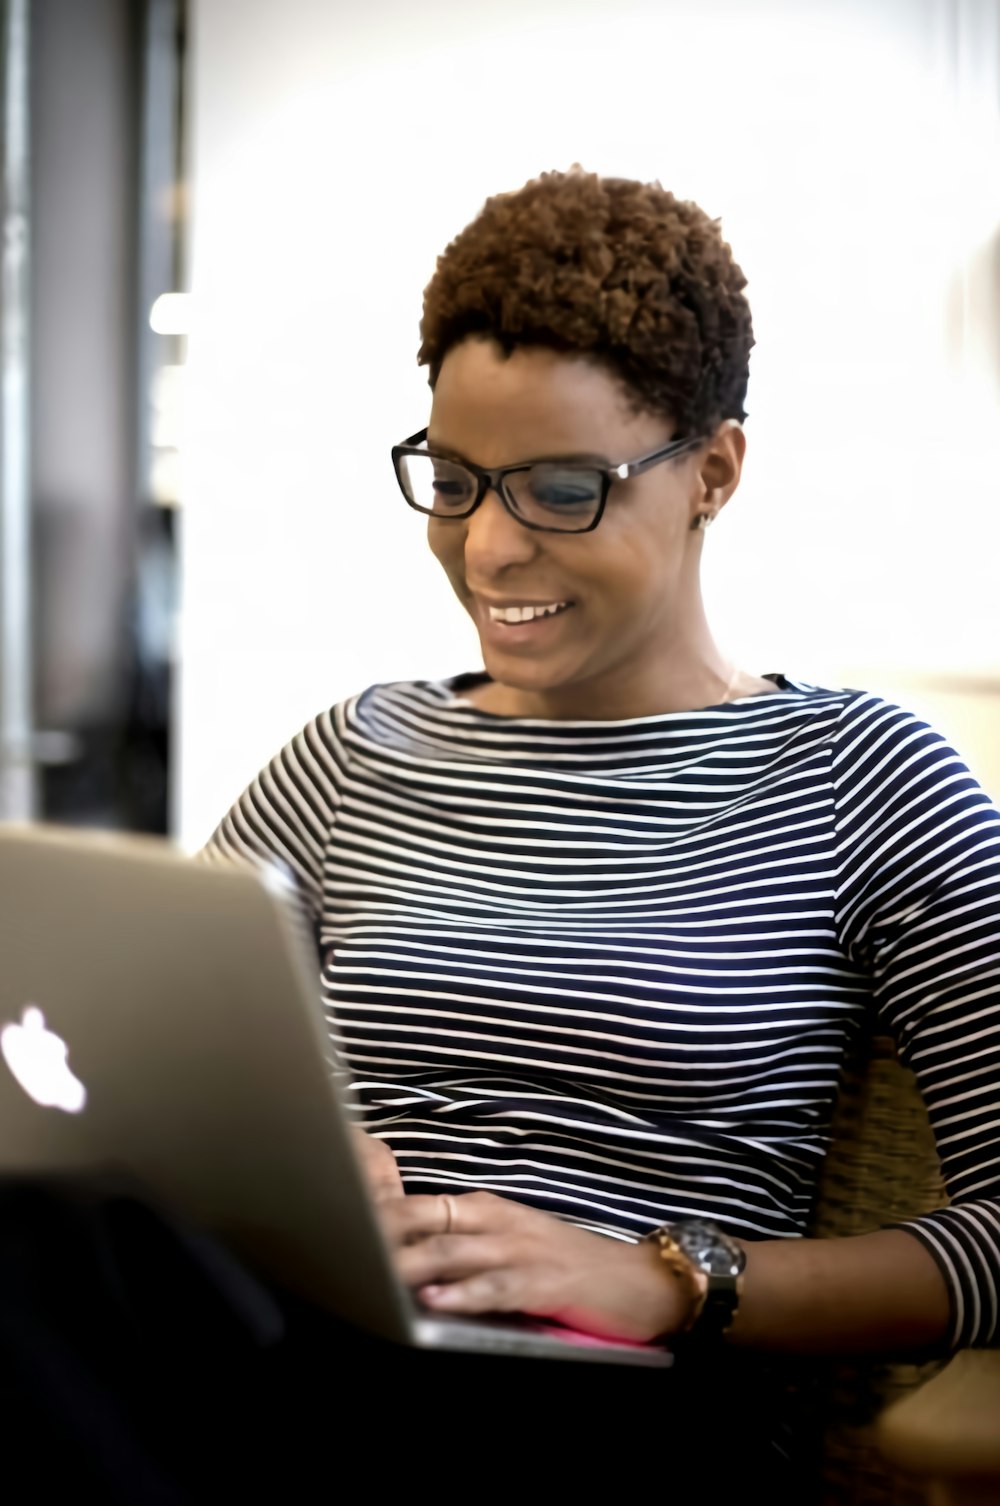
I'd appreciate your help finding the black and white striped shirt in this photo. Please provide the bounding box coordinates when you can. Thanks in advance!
[204,673,1000,1349]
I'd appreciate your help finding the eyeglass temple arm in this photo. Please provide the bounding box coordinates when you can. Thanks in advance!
[616,435,703,480]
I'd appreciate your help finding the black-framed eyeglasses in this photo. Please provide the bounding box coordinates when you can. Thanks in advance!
[390,428,705,534]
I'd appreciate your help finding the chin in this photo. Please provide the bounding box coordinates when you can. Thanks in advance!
[480,651,568,693]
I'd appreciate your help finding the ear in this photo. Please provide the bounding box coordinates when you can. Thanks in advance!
[690,421,746,526]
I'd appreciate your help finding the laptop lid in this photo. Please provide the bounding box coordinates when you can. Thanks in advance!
[0,826,670,1368]
[0,824,413,1344]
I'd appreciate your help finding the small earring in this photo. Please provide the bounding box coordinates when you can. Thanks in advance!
[691,512,714,532]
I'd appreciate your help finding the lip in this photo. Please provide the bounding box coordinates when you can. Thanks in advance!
[475,596,573,609]
[472,595,575,651]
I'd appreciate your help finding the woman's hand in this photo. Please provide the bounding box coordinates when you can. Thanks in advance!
[350,1127,405,1203]
[379,1190,694,1343]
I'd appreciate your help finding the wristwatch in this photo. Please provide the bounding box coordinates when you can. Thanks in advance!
[644,1218,746,1337]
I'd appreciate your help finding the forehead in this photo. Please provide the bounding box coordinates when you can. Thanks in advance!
[429,338,666,467]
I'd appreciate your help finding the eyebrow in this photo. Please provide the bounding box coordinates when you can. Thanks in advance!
[425,436,614,469]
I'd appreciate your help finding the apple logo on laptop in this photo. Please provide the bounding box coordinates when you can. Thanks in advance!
[0,1005,87,1113]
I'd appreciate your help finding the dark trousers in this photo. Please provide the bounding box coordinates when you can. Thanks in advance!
[0,1174,811,1504]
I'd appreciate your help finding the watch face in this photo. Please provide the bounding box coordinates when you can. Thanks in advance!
[672,1219,745,1277]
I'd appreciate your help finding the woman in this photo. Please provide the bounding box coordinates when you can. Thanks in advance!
[208,166,997,1349]
[9,169,1000,1501]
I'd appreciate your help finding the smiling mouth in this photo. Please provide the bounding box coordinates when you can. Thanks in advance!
[486,601,571,625]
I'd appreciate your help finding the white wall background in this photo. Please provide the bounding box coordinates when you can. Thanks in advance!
[178,0,1000,848]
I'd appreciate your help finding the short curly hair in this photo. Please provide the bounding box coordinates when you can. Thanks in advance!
[418,168,754,434]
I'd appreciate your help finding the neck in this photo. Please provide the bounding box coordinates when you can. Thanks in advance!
[474,619,763,721]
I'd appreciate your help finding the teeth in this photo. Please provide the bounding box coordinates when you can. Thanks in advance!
[488,602,567,624]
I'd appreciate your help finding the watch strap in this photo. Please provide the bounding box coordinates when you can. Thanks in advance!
[644,1219,745,1338]
[643,1226,708,1334]
[700,1263,745,1336]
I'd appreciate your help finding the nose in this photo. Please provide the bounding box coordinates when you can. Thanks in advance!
[463,484,538,574]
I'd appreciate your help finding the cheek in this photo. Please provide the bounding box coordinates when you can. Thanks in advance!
[426,520,452,567]
[578,535,662,604]
[597,506,685,592]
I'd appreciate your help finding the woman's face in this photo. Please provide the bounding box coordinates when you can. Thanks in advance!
[426,337,743,719]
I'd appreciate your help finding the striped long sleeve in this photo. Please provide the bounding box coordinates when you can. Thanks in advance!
[202,674,1000,1349]
[832,693,1000,1347]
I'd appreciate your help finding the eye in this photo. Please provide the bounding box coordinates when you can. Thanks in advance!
[428,461,476,511]
[525,466,603,514]
[432,477,472,504]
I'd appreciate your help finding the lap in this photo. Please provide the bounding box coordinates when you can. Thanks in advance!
[0,1173,809,1503]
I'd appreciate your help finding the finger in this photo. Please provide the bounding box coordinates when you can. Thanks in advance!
[419,1267,526,1316]
[379,1191,493,1246]
[395,1233,510,1290]
[351,1128,405,1201]
[370,1176,406,1206]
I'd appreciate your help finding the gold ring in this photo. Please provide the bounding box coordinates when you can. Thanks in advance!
[441,1194,457,1234]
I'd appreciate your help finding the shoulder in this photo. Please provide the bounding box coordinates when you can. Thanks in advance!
[821,687,974,784]
[312,678,471,763]
[756,681,997,824]
[285,678,452,740]
[772,678,960,760]
[340,677,459,733]
[808,687,999,864]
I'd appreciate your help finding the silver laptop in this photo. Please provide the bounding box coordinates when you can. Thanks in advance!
[0,825,669,1368]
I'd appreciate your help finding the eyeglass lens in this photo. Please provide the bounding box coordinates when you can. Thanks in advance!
[398,453,604,531]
